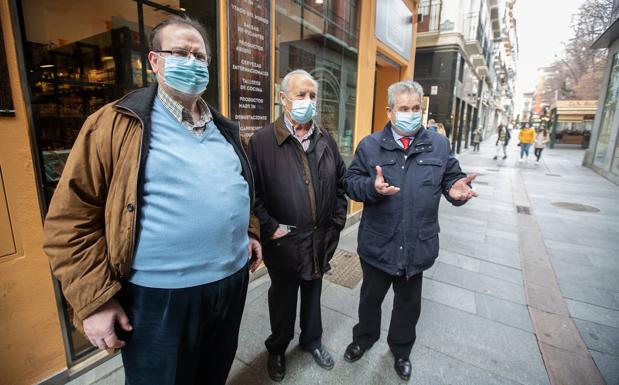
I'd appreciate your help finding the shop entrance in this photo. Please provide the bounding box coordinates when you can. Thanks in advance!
[372,54,401,133]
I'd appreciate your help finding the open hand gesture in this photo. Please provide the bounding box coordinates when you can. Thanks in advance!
[448,174,479,201]
[374,165,400,195]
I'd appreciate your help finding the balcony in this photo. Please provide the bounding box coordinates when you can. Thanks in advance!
[417,0,442,33]
[464,13,486,56]
[472,54,485,68]
[478,65,490,78]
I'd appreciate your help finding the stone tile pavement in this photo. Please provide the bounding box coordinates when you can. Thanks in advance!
[62,133,618,385]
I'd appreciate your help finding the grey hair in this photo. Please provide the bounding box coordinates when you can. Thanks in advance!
[281,69,318,94]
[387,80,424,108]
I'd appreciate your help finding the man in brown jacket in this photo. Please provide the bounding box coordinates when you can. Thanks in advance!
[248,69,348,382]
[43,15,261,385]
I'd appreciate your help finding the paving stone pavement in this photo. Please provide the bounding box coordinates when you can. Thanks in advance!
[64,134,618,385]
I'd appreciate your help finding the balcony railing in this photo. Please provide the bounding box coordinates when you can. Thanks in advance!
[418,0,441,33]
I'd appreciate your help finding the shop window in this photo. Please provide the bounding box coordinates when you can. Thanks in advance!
[275,0,360,165]
[594,52,619,168]
[17,0,217,366]
[1,20,15,116]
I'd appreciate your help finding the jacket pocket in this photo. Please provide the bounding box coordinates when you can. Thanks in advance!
[263,230,300,271]
[416,158,443,186]
[370,159,398,186]
[358,215,396,262]
[413,222,440,268]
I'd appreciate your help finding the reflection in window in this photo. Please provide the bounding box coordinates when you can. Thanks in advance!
[594,52,619,168]
[275,0,360,165]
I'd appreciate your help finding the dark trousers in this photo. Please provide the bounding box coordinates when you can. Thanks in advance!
[473,143,480,151]
[265,268,323,354]
[117,265,249,385]
[353,260,423,359]
[535,147,544,161]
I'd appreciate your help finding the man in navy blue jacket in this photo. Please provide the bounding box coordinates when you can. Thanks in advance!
[343,80,476,381]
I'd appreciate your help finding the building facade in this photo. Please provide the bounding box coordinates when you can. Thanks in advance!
[584,0,619,184]
[414,0,518,153]
[0,0,418,383]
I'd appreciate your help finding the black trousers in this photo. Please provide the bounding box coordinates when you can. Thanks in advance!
[353,260,423,359]
[117,264,249,385]
[265,268,323,354]
[535,147,544,161]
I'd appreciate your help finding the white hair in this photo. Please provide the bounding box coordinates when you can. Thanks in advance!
[281,69,318,94]
[387,80,424,108]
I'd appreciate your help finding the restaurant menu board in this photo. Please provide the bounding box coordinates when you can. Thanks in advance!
[227,0,271,133]
[0,20,15,117]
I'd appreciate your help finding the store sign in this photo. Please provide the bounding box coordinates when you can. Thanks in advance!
[0,20,15,117]
[228,0,271,133]
[375,0,413,60]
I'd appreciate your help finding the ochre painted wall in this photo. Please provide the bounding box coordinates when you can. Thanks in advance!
[0,1,66,384]
[350,0,418,215]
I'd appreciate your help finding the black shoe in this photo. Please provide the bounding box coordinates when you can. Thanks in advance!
[306,345,334,370]
[503,155,507,159]
[267,353,285,382]
[394,358,412,381]
[344,342,366,363]
[493,156,497,160]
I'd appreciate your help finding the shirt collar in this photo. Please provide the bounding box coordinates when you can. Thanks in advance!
[284,114,315,140]
[390,124,415,147]
[156,86,212,126]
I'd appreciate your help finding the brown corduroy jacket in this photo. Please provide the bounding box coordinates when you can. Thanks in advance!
[43,83,258,329]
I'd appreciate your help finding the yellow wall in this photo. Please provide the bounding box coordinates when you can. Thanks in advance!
[0,1,66,384]
[350,0,418,214]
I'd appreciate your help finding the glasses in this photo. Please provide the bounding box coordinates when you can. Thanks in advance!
[154,49,211,65]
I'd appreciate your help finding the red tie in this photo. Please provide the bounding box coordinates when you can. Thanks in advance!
[400,137,411,150]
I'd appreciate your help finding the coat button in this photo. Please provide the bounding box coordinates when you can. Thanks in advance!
[419,160,424,163]
[127,203,135,212]
[304,179,309,185]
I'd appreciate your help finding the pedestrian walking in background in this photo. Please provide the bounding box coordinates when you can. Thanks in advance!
[342,80,477,381]
[436,122,448,137]
[519,124,536,162]
[472,128,482,152]
[493,124,511,160]
[427,118,437,132]
[43,15,262,385]
[248,69,348,382]
[534,127,550,162]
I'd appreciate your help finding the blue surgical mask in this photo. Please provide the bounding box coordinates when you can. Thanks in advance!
[395,111,422,136]
[160,55,209,95]
[287,97,316,124]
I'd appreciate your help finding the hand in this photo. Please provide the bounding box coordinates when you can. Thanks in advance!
[448,175,479,201]
[82,298,132,350]
[269,227,287,240]
[247,236,263,272]
[374,165,400,195]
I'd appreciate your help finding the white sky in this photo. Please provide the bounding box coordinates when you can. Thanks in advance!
[513,0,586,113]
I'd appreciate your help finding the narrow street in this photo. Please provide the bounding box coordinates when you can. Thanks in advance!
[74,135,619,385]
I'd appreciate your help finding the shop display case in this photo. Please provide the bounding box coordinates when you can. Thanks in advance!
[26,27,154,203]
